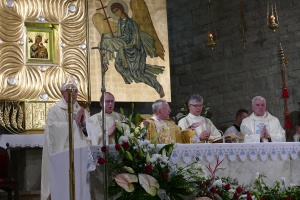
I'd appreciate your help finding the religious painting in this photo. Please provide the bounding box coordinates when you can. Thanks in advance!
[25,23,59,65]
[90,0,171,102]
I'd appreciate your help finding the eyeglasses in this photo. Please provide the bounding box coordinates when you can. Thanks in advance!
[190,104,203,108]
[105,100,115,104]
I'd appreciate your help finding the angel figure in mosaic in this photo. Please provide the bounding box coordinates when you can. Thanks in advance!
[93,0,165,97]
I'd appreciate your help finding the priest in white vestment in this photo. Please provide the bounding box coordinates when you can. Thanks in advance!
[178,94,221,143]
[241,96,286,143]
[41,81,98,200]
[89,92,132,200]
[89,92,131,145]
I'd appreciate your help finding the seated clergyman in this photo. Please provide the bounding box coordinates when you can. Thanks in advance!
[224,109,249,137]
[178,94,221,143]
[240,96,286,143]
[144,99,182,144]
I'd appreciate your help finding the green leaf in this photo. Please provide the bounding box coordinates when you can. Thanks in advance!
[120,107,124,115]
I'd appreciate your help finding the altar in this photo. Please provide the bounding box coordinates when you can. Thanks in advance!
[50,142,300,199]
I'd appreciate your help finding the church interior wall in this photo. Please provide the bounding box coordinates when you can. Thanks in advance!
[166,0,300,141]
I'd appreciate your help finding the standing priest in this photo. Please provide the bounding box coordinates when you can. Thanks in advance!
[41,80,96,200]
[241,96,286,143]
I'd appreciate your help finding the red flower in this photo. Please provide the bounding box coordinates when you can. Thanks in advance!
[145,165,152,173]
[210,187,217,194]
[224,183,231,190]
[247,194,252,200]
[260,198,265,200]
[217,189,223,195]
[284,198,292,200]
[101,146,106,153]
[162,173,169,181]
[244,191,250,195]
[233,192,239,199]
[236,186,243,193]
[205,181,211,186]
[97,157,105,165]
[115,144,121,151]
[122,141,130,149]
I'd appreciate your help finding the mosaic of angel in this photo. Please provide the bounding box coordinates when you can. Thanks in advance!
[93,0,165,98]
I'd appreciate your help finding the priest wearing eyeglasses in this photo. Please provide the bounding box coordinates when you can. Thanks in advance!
[178,94,221,143]
[89,92,131,144]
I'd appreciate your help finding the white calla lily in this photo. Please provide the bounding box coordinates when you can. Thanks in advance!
[138,173,160,196]
[114,173,138,192]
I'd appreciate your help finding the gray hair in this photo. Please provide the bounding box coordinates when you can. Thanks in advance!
[188,94,204,105]
[61,83,77,92]
[152,99,167,114]
[252,96,266,106]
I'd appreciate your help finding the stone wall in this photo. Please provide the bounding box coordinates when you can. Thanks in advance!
[166,0,300,140]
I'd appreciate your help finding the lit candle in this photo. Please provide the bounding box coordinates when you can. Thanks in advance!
[270,15,275,20]
[209,33,213,38]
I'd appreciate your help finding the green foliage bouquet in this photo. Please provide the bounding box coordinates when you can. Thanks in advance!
[96,107,200,200]
[251,173,300,200]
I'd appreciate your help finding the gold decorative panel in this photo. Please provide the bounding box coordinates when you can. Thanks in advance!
[0,0,89,133]
[0,0,89,102]
[24,102,56,131]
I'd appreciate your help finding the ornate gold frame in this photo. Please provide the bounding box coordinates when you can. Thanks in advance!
[0,0,89,133]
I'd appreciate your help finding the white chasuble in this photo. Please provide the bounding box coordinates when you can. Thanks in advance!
[241,112,286,143]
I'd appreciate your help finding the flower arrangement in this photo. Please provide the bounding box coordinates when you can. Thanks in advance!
[173,98,213,124]
[195,158,300,200]
[251,173,300,200]
[95,107,203,199]
[93,106,300,200]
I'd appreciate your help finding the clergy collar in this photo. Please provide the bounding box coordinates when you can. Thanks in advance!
[57,98,80,112]
[100,110,115,116]
[152,115,163,122]
[253,111,268,118]
[187,113,201,119]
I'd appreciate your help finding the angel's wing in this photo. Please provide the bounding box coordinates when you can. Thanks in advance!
[130,0,165,60]
[92,13,118,37]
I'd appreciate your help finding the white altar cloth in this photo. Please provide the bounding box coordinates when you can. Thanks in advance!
[0,134,44,148]
[171,142,300,186]
[50,143,300,199]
